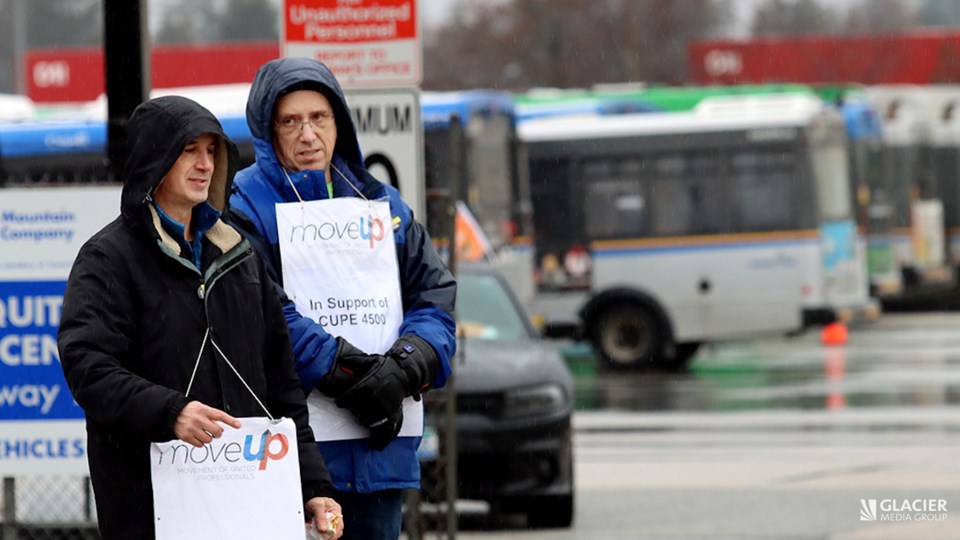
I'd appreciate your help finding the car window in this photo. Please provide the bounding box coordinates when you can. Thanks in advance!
[456,273,529,341]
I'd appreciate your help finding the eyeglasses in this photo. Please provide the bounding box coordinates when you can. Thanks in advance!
[274,111,334,135]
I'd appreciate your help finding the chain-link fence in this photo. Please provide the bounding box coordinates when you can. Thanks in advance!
[2,473,454,540]
[0,476,99,540]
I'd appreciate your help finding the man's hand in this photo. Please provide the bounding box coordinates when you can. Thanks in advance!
[173,401,241,448]
[306,497,344,539]
[333,359,407,450]
[333,335,439,450]
[317,337,380,399]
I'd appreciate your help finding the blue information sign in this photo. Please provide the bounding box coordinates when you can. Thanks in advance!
[0,280,85,420]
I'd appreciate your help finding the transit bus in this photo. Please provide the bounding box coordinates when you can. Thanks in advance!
[513,88,660,122]
[922,85,960,280]
[0,85,256,186]
[844,97,903,296]
[517,93,878,370]
[0,94,36,121]
[595,83,901,299]
[815,86,902,297]
[420,90,519,251]
[0,119,108,185]
[864,85,955,295]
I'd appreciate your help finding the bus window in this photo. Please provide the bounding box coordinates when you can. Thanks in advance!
[649,172,697,237]
[583,159,646,240]
[732,149,801,231]
[688,152,735,235]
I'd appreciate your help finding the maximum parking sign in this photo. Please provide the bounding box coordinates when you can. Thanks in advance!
[346,88,425,223]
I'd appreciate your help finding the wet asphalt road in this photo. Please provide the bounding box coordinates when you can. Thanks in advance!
[451,312,960,539]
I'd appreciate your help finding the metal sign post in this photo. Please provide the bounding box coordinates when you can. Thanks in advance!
[103,0,149,182]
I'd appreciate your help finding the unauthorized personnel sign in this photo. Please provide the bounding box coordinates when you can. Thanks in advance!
[346,88,425,222]
[282,0,421,88]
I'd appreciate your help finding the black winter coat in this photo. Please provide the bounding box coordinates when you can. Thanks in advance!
[57,96,333,540]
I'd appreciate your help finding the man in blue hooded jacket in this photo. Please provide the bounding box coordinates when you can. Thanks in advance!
[229,58,456,539]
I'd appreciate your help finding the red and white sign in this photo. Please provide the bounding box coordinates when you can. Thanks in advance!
[688,32,960,85]
[282,0,421,88]
[25,42,280,103]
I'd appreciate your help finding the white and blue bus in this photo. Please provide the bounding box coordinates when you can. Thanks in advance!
[864,85,955,296]
[831,92,902,298]
[420,90,519,250]
[0,85,256,186]
[517,93,879,370]
[922,85,960,282]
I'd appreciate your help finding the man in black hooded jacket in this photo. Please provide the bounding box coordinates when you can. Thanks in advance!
[58,96,342,539]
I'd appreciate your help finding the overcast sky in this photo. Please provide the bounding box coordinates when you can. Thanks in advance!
[420,0,461,27]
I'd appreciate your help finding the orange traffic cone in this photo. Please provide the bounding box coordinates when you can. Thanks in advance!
[824,348,847,410]
[821,322,848,346]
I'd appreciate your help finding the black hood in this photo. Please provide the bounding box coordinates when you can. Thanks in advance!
[121,95,238,226]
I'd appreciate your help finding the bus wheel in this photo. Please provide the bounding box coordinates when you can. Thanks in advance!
[592,303,660,370]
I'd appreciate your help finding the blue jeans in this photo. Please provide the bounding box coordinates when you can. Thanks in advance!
[335,489,404,540]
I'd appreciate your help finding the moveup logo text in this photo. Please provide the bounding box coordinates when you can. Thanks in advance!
[288,216,385,248]
[860,498,948,522]
[156,431,289,472]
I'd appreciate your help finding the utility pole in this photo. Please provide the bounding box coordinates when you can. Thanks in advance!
[103,0,149,182]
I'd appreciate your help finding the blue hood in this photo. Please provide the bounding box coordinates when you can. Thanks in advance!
[245,57,363,166]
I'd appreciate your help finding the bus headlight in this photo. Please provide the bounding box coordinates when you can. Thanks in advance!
[503,384,567,418]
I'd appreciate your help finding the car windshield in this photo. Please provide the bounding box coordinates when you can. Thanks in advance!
[456,272,529,341]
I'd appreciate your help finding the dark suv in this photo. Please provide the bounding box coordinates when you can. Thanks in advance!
[420,263,575,528]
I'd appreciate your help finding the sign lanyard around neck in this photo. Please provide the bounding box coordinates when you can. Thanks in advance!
[281,163,377,225]
[186,328,274,421]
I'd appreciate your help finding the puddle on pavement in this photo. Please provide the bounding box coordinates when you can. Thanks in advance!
[559,339,960,413]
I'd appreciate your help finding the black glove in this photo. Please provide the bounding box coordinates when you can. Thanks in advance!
[317,337,380,398]
[317,338,402,450]
[367,407,404,451]
[385,334,440,399]
[334,335,440,450]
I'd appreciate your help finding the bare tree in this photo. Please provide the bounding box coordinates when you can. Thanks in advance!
[0,0,14,93]
[219,0,279,42]
[27,0,101,48]
[750,0,843,36]
[844,0,916,34]
[154,0,219,44]
[915,0,960,28]
[155,0,278,44]
[423,0,733,91]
